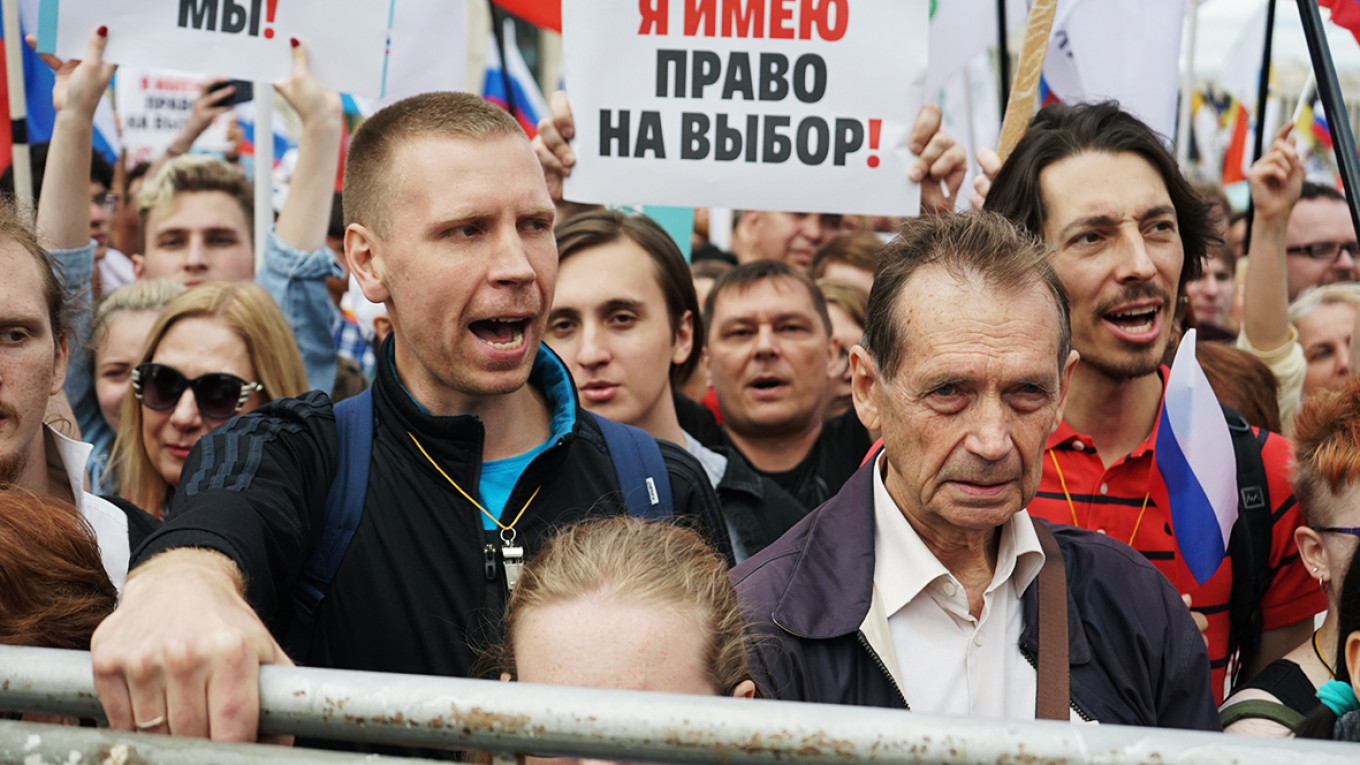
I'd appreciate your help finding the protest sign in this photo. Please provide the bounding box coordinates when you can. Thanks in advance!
[562,0,928,216]
[115,68,234,167]
[380,0,469,107]
[38,0,392,97]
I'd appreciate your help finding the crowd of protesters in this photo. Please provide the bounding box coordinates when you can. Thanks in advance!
[4,23,1360,758]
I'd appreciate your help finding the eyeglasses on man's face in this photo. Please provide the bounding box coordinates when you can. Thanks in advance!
[1285,240,1360,263]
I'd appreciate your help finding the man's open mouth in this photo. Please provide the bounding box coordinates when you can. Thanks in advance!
[748,375,790,396]
[1103,306,1158,334]
[470,318,527,351]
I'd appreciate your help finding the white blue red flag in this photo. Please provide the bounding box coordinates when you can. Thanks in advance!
[482,19,547,138]
[0,0,119,169]
[1155,329,1239,586]
[1038,0,1186,141]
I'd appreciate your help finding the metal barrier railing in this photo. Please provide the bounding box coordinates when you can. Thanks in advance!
[1,645,1358,764]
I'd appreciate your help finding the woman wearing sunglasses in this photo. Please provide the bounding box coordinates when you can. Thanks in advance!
[109,282,308,517]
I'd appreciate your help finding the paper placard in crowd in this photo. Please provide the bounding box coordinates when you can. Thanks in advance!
[379,0,469,106]
[37,0,393,97]
[115,68,235,167]
[561,0,927,216]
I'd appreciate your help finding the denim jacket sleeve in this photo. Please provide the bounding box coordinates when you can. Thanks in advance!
[52,241,116,491]
[256,229,343,394]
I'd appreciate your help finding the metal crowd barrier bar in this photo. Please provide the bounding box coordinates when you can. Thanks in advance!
[0,719,445,765]
[2,645,1358,765]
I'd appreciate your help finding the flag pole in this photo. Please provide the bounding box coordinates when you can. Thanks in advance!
[491,12,518,122]
[1176,1,1200,168]
[996,0,1058,161]
[2,0,33,222]
[1251,0,1276,166]
[996,0,1010,121]
[1296,0,1360,238]
[1243,0,1277,254]
[253,85,272,271]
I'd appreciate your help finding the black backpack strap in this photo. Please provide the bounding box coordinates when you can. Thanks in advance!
[282,388,374,662]
[1223,404,1272,690]
[589,412,674,521]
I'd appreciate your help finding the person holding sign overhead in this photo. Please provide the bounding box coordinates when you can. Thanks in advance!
[37,32,349,499]
[533,89,966,272]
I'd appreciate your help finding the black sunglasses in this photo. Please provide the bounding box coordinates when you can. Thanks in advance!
[132,362,263,420]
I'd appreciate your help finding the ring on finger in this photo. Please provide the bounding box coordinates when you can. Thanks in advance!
[134,714,167,731]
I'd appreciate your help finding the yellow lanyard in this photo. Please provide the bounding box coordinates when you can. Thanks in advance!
[407,431,542,532]
[1046,448,1150,547]
[407,431,542,590]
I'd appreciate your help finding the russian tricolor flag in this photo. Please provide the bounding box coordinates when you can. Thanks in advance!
[0,1,119,170]
[482,19,547,138]
[1155,329,1239,586]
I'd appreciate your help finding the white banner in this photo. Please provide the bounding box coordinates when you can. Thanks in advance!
[379,0,469,107]
[1040,0,1188,142]
[38,0,393,97]
[115,68,235,168]
[562,0,927,216]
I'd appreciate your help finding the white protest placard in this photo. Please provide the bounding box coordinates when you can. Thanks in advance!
[379,0,469,106]
[115,68,234,167]
[562,0,927,216]
[38,0,393,97]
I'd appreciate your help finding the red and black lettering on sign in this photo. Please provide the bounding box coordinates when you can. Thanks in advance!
[637,0,848,41]
[178,0,279,38]
[599,0,882,169]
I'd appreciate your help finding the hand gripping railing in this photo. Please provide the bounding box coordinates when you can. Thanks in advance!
[1,645,1358,764]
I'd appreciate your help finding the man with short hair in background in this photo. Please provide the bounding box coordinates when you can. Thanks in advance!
[703,261,871,512]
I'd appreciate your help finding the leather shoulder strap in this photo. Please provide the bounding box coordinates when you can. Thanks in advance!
[1032,520,1070,721]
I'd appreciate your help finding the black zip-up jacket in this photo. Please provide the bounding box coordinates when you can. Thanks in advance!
[730,462,1220,730]
[708,444,807,562]
[139,342,728,682]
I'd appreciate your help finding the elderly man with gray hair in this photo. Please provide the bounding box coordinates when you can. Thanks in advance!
[733,211,1218,729]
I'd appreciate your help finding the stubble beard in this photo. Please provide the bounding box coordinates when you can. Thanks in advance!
[0,402,28,486]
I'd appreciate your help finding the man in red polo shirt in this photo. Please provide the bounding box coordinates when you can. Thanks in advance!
[984,102,1324,702]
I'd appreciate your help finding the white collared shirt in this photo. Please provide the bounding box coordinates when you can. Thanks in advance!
[869,454,1046,719]
[46,425,130,594]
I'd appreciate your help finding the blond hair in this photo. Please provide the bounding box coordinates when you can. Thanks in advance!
[498,517,751,696]
[137,155,253,254]
[816,278,868,327]
[1288,282,1360,325]
[88,279,185,353]
[109,282,308,515]
[342,91,523,237]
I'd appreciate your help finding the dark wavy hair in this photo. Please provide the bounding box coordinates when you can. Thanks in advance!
[983,101,1213,298]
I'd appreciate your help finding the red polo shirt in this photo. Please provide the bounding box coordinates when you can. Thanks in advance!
[1028,372,1324,702]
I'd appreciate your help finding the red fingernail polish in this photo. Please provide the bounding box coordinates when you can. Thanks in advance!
[97,25,107,37]
[290,37,299,48]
